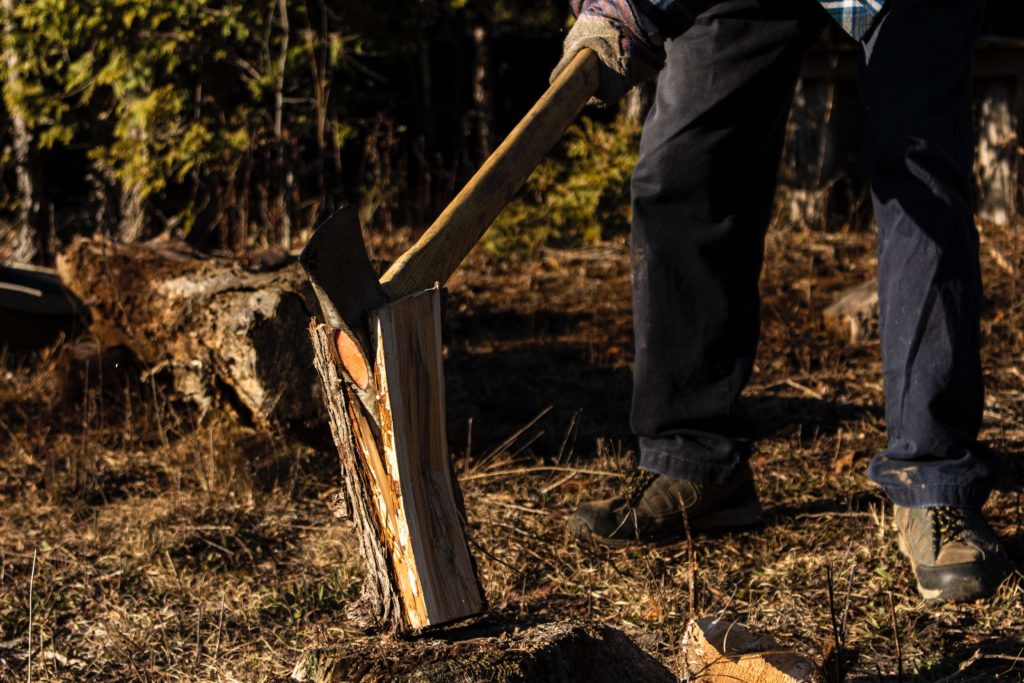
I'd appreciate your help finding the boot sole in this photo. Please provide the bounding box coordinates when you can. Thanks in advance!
[895,530,1006,604]
[569,500,764,549]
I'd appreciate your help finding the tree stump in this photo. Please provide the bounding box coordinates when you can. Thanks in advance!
[55,236,325,435]
[291,621,675,683]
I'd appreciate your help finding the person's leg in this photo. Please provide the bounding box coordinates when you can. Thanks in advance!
[862,0,1007,602]
[863,0,991,509]
[568,0,829,545]
[630,0,826,483]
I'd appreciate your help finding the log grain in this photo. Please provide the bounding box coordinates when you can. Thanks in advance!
[309,287,484,633]
[682,618,823,683]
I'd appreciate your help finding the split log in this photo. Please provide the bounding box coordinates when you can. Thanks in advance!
[55,236,325,434]
[291,621,675,683]
[309,286,484,633]
[822,278,878,345]
[683,618,823,683]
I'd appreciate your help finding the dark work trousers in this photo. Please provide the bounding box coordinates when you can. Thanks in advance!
[631,0,994,508]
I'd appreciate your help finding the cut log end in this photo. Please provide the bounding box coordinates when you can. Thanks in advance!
[683,618,823,683]
[56,236,326,436]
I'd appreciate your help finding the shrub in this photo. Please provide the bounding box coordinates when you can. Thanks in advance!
[485,115,640,255]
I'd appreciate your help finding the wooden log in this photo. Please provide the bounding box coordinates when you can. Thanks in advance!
[309,286,484,633]
[291,621,675,683]
[682,618,823,683]
[55,236,325,434]
[822,278,878,345]
[309,323,402,630]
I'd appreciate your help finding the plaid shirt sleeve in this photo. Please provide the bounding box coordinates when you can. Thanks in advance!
[632,0,884,41]
[819,0,884,40]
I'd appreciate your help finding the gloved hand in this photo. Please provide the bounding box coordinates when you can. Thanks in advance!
[550,0,666,107]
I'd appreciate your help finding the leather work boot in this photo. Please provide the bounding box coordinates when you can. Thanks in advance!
[566,465,763,547]
[893,504,1009,603]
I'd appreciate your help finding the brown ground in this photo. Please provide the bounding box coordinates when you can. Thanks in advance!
[1,214,1022,681]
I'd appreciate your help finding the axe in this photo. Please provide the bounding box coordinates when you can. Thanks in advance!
[300,50,600,632]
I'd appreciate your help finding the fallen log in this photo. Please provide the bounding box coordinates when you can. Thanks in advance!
[291,621,675,683]
[308,285,484,633]
[56,236,325,434]
[822,278,878,345]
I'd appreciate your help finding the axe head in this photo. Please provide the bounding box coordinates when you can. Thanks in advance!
[299,207,388,387]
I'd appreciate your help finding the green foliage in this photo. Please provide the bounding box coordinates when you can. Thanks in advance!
[486,116,641,255]
[0,0,571,250]
[1,0,388,242]
[7,0,248,205]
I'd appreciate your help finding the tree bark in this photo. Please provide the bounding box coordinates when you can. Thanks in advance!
[975,80,1018,226]
[2,0,40,263]
[56,236,326,435]
[782,78,834,231]
[472,22,494,161]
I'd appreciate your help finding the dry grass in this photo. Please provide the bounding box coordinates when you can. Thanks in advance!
[2,215,1023,681]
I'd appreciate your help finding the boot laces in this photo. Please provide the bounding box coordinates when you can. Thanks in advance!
[624,470,659,508]
[930,506,968,554]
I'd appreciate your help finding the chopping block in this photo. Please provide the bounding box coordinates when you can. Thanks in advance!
[300,50,600,633]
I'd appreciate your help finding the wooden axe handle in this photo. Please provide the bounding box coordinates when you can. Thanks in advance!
[380,49,601,299]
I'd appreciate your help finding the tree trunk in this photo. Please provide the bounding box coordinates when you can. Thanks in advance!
[975,79,1019,226]
[782,78,834,230]
[274,0,293,249]
[291,621,676,683]
[118,159,148,243]
[472,22,494,161]
[2,0,40,263]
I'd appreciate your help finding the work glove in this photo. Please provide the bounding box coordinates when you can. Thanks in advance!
[550,0,666,107]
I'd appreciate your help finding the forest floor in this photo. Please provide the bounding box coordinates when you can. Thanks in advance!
[1,213,1022,681]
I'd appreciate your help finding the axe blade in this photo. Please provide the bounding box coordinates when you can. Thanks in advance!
[299,207,389,341]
